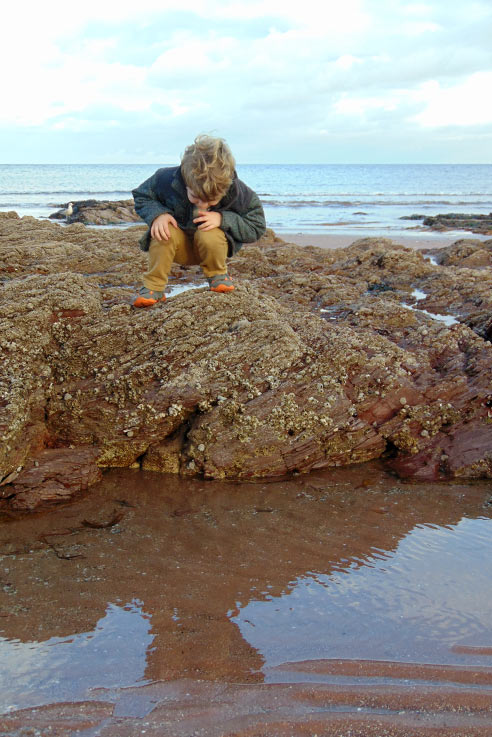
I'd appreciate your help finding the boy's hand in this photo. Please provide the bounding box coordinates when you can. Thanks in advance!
[151,213,178,241]
[194,210,222,231]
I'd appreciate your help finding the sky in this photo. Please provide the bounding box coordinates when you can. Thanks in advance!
[1,0,492,164]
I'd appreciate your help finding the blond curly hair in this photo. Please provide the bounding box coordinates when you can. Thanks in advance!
[181,135,235,201]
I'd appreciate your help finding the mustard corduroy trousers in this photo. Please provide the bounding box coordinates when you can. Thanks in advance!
[143,225,229,291]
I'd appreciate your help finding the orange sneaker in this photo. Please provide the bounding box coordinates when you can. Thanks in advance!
[208,274,234,293]
[133,286,166,307]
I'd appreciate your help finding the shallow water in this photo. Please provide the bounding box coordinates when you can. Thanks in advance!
[402,289,460,326]
[1,464,492,735]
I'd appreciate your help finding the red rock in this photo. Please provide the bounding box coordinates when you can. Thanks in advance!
[7,448,102,511]
[2,214,492,509]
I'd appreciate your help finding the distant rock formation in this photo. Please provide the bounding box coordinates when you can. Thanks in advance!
[401,212,492,235]
[49,199,141,225]
[1,213,492,510]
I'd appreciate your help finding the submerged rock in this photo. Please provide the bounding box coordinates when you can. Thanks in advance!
[1,212,492,509]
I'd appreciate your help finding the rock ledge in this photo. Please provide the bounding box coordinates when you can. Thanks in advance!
[1,213,492,510]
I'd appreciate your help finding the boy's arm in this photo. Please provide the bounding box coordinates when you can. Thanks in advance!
[132,171,173,226]
[220,192,266,244]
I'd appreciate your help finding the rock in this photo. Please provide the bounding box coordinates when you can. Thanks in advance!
[423,239,492,268]
[256,227,286,246]
[417,213,492,235]
[49,199,141,225]
[1,213,492,509]
[6,448,102,511]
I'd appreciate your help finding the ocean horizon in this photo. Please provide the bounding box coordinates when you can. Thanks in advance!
[1,163,491,237]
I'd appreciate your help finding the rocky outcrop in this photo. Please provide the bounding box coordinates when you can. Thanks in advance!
[423,238,492,268]
[402,212,492,235]
[49,199,141,225]
[1,213,492,510]
[4,448,101,510]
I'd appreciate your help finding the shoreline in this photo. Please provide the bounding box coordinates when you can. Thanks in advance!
[2,206,490,251]
[279,230,490,250]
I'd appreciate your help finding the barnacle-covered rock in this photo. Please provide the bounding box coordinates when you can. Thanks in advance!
[1,213,492,509]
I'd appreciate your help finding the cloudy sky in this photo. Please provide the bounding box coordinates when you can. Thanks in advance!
[2,0,492,163]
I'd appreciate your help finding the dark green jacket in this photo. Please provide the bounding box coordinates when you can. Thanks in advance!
[132,166,266,255]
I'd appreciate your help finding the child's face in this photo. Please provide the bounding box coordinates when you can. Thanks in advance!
[186,187,221,210]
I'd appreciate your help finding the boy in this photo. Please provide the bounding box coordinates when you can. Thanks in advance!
[132,135,266,307]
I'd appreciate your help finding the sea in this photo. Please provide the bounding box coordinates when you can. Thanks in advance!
[0,163,491,238]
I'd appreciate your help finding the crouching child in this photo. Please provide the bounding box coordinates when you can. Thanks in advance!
[132,135,266,306]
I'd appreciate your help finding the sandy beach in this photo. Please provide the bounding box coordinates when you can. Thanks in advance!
[281,230,490,250]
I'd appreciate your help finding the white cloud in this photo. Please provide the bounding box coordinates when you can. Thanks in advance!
[1,0,491,161]
[149,35,235,82]
[335,55,364,71]
[414,73,492,127]
[335,94,400,117]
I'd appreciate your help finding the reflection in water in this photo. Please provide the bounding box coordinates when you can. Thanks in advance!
[0,601,153,711]
[166,283,201,298]
[1,464,492,726]
[232,517,492,675]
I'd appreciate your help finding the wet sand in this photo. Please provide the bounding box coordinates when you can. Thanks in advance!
[1,464,492,735]
[281,231,489,250]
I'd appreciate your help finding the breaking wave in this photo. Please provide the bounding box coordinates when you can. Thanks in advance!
[3,190,130,196]
[263,198,491,208]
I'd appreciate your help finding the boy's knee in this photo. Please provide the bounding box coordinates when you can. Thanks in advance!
[150,230,181,250]
[194,227,227,249]
[149,236,170,250]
